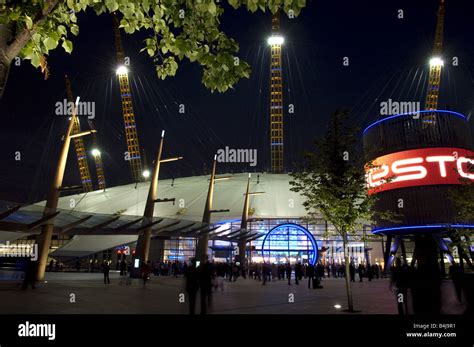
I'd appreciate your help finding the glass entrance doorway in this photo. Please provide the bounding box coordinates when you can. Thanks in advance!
[261,223,319,265]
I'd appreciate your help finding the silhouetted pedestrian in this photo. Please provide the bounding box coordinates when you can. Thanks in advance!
[349,262,355,282]
[21,258,36,290]
[198,255,214,314]
[262,261,268,285]
[358,263,364,282]
[141,261,151,287]
[185,259,199,314]
[390,258,409,314]
[120,258,127,276]
[307,264,314,288]
[295,262,302,285]
[367,263,373,281]
[102,260,111,284]
[286,262,292,285]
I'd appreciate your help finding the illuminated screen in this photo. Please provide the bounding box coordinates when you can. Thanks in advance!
[366,147,474,195]
[261,223,318,265]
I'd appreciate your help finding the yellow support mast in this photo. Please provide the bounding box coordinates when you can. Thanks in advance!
[269,12,284,173]
[87,119,107,190]
[423,0,446,125]
[113,13,143,182]
[65,75,93,192]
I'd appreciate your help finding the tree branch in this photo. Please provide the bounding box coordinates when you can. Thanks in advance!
[4,0,61,60]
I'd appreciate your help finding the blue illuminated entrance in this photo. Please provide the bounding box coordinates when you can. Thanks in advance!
[261,223,319,265]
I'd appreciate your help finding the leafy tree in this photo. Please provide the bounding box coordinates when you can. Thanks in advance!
[0,0,306,98]
[290,110,378,312]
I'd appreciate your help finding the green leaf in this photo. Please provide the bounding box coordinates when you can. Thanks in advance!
[62,39,73,54]
[208,1,217,14]
[141,0,150,12]
[44,37,58,50]
[30,52,40,68]
[228,0,240,9]
[105,0,119,12]
[57,25,67,36]
[20,44,33,59]
[247,0,258,12]
[9,11,21,21]
[122,7,134,19]
[24,15,33,30]
[70,24,79,36]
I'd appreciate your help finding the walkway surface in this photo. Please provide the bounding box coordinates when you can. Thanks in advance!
[0,272,467,314]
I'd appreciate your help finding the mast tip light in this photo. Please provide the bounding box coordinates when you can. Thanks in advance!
[429,57,444,67]
[116,65,128,74]
[267,36,284,45]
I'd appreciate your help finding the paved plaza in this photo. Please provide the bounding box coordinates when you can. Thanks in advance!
[0,272,467,314]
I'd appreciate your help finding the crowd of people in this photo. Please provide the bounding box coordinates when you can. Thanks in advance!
[24,254,473,315]
[389,257,473,315]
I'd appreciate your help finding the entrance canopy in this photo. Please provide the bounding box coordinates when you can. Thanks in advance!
[0,200,262,257]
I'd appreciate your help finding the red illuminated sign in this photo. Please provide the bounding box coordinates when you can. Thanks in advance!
[366,147,474,195]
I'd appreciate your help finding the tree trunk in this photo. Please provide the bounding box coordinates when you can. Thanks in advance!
[343,239,354,312]
[0,23,14,99]
[0,56,11,99]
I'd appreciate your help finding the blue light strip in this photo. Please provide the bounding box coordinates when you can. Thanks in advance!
[363,110,467,135]
[372,223,474,234]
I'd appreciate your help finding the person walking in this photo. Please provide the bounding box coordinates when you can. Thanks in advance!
[286,262,292,285]
[262,261,268,285]
[295,262,302,285]
[390,258,409,314]
[185,259,200,314]
[102,260,111,284]
[21,258,36,290]
[228,262,234,282]
[306,263,315,289]
[358,263,364,282]
[198,255,214,315]
[367,263,373,282]
[141,261,151,287]
[349,262,356,282]
[215,263,225,291]
[119,258,127,276]
[316,263,324,281]
[256,262,261,281]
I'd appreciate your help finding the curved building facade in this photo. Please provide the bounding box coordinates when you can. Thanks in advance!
[363,110,474,234]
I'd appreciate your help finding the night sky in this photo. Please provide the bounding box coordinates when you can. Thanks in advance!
[1,0,474,203]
